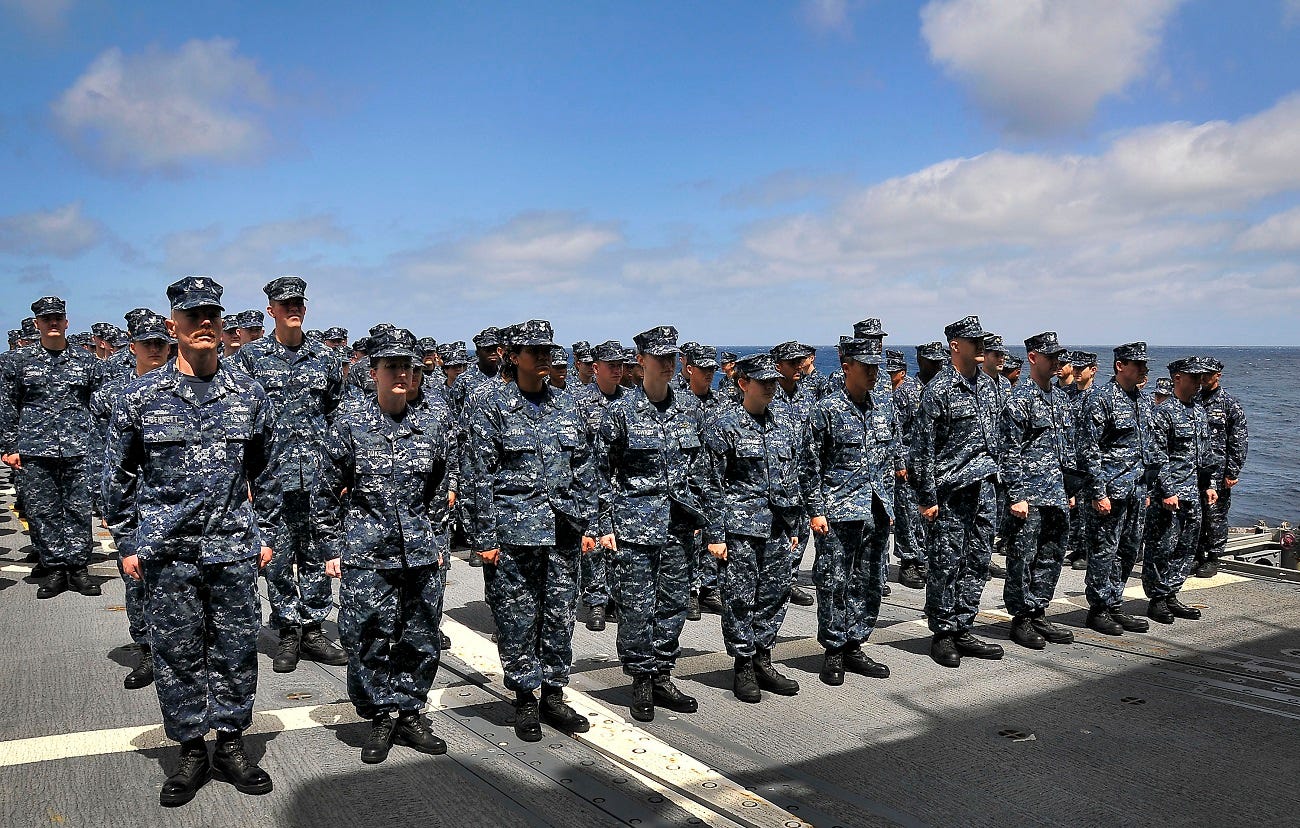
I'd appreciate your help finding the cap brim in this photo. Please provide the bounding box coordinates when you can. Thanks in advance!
[849,353,885,365]
[370,347,418,360]
[690,359,719,369]
[639,345,680,357]
[174,299,225,312]
[746,368,782,381]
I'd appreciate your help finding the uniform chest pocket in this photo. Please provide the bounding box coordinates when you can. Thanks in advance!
[223,414,256,443]
[949,399,977,420]
[502,433,535,454]
[627,430,660,451]
[142,424,189,446]
[676,431,701,450]
[871,414,892,442]
[356,449,393,475]
[1172,421,1195,441]
[735,439,764,460]
[556,429,581,450]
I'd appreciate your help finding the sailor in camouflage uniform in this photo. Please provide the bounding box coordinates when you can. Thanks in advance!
[446,327,503,420]
[701,353,804,703]
[1,296,104,599]
[572,340,627,630]
[999,333,1078,650]
[1078,342,1155,636]
[436,341,471,398]
[1152,376,1173,405]
[911,316,1004,668]
[594,326,706,722]
[1064,350,1099,569]
[235,309,264,346]
[0,319,37,538]
[103,277,276,806]
[92,310,173,689]
[221,314,241,356]
[800,337,896,686]
[572,340,595,386]
[468,320,598,742]
[319,328,452,764]
[1002,354,1023,386]
[717,351,740,401]
[770,341,816,607]
[234,277,348,672]
[548,345,570,390]
[679,342,727,619]
[1194,357,1248,578]
[887,348,928,590]
[1143,357,1218,624]
[981,332,1013,580]
[322,326,349,351]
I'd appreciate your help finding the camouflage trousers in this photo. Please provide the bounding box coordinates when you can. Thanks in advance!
[338,564,443,719]
[691,531,718,592]
[580,547,618,608]
[789,523,812,584]
[1085,492,1147,610]
[892,474,925,566]
[487,527,580,691]
[610,523,693,676]
[1197,481,1232,563]
[813,500,889,651]
[1002,504,1069,617]
[142,556,260,743]
[719,526,796,658]
[1067,503,1090,561]
[1142,498,1202,600]
[263,489,334,630]
[118,556,148,646]
[22,456,92,568]
[924,480,995,635]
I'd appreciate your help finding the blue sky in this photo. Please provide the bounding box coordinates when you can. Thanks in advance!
[3,0,1300,347]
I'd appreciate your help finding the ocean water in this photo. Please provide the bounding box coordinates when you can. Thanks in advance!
[721,345,1299,527]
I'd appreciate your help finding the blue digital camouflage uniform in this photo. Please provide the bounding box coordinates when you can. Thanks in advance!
[891,373,926,568]
[102,359,274,743]
[681,384,731,594]
[595,384,707,676]
[234,333,345,630]
[573,379,625,609]
[0,340,103,569]
[701,399,804,658]
[799,366,833,402]
[1143,390,1216,601]
[1080,377,1157,611]
[1197,378,1248,564]
[985,366,1012,542]
[799,382,897,651]
[318,396,451,719]
[770,377,814,582]
[468,380,597,692]
[910,362,1000,635]
[999,379,1074,617]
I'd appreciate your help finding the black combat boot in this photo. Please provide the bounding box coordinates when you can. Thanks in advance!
[1165,595,1202,620]
[1194,557,1219,579]
[300,623,348,665]
[273,627,300,673]
[898,562,925,590]
[789,585,814,606]
[986,559,1007,580]
[698,588,724,614]
[68,567,101,596]
[733,656,761,703]
[394,712,447,755]
[514,690,542,742]
[820,648,845,686]
[439,629,451,650]
[160,738,210,807]
[652,674,697,713]
[1029,614,1075,645]
[1086,608,1124,636]
[124,645,154,690]
[954,632,1004,660]
[36,568,67,599]
[686,592,701,621]
[361,714,396,764]
[1147,598,1174,625]
[930,634,960,668]
[540,685,590,734]
[1010,615,1047,649]
[753,649,799,695]
[843,646,890,678]
[1109,609,1149,633]
[586,604,606,632]
[211,733,272,795]
[629,674,655,722]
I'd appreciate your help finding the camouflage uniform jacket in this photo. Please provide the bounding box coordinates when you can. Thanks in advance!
[910,363,1000,509]
[408,389,461,494]
[770,382,814,442]
[594,386,708,543]
[1199,385,1248,479]
[800,388,898,523]
[0,343,103,458]
[467,382,598,550]
[573,381,624,441]
[318,397,451,569]
[104,347,136,383]
[234,333,345,493]
[102,360,274,562]
[1149,396,1218,501]
[799,367,833,402]
[445,363,493,421]
[701,404,804,545]
[999,380,1074,509]
[892,374,923,458]
[1079,379,1156,501]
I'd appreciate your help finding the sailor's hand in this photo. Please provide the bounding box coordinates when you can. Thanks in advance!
[480,548,501,565]
[921,505,939,522]
[599,533,617,551]
[1094,497,1112,515]
[1225,477,1239,489]
[1162,496,1179,511]
[2,453,20,470]
[1011,500,1029,520]
[325,557,341,578]
[448,490,457,508]
[581,535,597,554]
[1206,488,1219,505]
[121,553,142,581]
[708,542,727,561]
[810,516,829,536]
[896,468,908,481]
[259,546,273,569]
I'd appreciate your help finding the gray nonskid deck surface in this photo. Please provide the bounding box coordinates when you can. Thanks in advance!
[2,467,1299,827]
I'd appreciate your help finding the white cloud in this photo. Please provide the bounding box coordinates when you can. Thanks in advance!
[52,38,275,174]
[1,0,72,30]
[921,0,1183,134]
[1236,205,1300,251]
[800,0,856,35]
[0,202,104,258]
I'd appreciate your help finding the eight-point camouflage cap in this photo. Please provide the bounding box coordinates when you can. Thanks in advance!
[682,342,719,369]
[7,330,20,347]
[31,296,66,316]
[634,325,680,356]
[506,319,556,348]
[368,322,396,338]
[572,340,594,364]
[222,314,239,331]
[1168,356,1204,375]
[236,309,265,328]
[1153,377,1174,395]
[736,352,782,381]
[323,326,349,341]
[720,351,738,364]
[944,315,985,341]
[167,277,224,311]
[20,318,37,339]
[351,337,370,354]
[770,341,813,361]
[885,348,908,372]
[592,340,625,362]
[369,327,419,360]
[107,327,129,347]
[852,318,888,338]
[416,336,438,356]
[982,333,1011,354]
[1113,341,1148,362]
[1198,357,1224,373]
[129,311,173,343]
[1070,351,1098,368]
[1002,355,1024,372]
[473,327,502,349]
[841,337,885,365]
[436,340,471,366]
[916,341,949,362]
[91,322,116,339]
[623,347,638,364]
[263,276,308,301]
[1024,331,1068,358]
[124,308,154,329]
[550,346,569,367]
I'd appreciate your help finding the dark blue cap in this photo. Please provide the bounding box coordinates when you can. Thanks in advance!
[1114,341,1148,362]
[369,327,419,360]
[1024,331,1068,358]
[20,318,37,338]
[236,309,264,328]
[1154,377,1174,394]
[1002,355,1023,372]
[550,346,569,367]
[506,320,556,348]
[852,318,888,338]
[634,325,680,357]
[682,342,718,369]
[129,311,173,343]
[1167,356,1203,375]
[572,341,594,363]
[944,315,985,341]
[592,340,625,362]
[1198,357,1224,373]
[222,314,239,331]
[31,296,66,316]
[1070,351,1098,368]
[167,277,224,311]
[770,341,813,361]
[351,337,370,354]
[323,326,348,341]
[841,337,884,365]
[473,327,502,349]
[885,348,907,372]
[416,336,438,356]
[263,276,307,301]
[7,330,19,346]
[916,342,949,362]
[982,333,1011,355]
[436,340,471,366]
[736,352,782,381]
[91,322,116,339]
[720,351,738,363]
